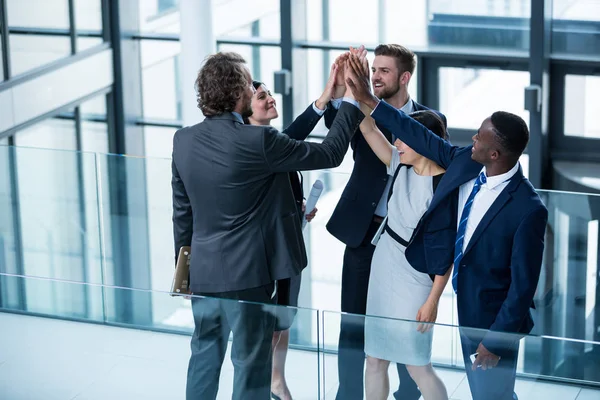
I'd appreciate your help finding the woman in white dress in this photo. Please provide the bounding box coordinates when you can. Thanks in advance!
[360,109,452,400]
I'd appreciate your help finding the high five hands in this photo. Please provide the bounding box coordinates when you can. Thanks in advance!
[344,46,380,112]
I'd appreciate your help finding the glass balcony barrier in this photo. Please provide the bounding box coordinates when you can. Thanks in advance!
[1,144,600,390]
[0,272,598,399]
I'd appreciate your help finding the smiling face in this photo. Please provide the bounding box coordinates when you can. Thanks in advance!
[471,117,500,164]
[393,138,420,165]
[371,55,410,100]
[248,84,278,125]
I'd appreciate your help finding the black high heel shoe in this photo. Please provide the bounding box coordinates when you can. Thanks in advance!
[271,392,282,400]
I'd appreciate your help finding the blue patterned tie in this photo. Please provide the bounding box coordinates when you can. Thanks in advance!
[452,172,487,293]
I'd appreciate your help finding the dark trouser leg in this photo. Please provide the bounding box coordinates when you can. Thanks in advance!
[335,243,374,400]
[460,332,519,400]
[224,283,277,400]
[186,297,230,400]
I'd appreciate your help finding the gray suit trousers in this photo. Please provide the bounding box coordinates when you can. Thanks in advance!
[186,283,277,400]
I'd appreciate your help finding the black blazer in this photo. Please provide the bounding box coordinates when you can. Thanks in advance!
[172,103,363,293]
[372,101,548,353]
[282,104,325,217]
[324,100,447,248]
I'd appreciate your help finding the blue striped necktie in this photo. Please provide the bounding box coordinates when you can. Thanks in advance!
[452,172,487,293]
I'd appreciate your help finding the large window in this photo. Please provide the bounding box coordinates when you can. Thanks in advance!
[552,0,600,56]
[564,74,600,138]
[141,40,182,121]
[439,67,530,130]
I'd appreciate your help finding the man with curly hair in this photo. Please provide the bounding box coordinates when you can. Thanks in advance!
[172,51,367,400]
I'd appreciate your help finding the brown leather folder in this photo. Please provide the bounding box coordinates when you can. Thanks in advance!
[171,246,191,296]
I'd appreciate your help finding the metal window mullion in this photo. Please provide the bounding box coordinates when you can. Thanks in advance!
[279,0,293,127]
[68,0,77,54]
[0,0,11,79]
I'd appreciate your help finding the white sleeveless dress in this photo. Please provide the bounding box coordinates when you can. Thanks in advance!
[364,150,435,366]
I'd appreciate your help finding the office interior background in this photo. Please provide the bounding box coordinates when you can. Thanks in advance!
[1,0,600,398]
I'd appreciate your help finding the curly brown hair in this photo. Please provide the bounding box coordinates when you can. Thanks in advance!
[195,52,249,117]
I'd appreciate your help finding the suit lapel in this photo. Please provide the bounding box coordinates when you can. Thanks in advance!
[424,155,480,217]
[463,168,525,256]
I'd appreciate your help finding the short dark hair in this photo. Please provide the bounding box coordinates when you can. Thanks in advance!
[490,111,529,156]
[195,52,248,117]
[252,80,264,90]
[410,110,447,141]
[374,44,416,75]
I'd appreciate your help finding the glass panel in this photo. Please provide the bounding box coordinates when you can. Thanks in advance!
[80,94,109,154]
[323,311,600,398]
[9,34,71,76]
[439,67,530,130]
[564,75,600,138]
[138,0,180,33]
[6,0,69,29]
[144,126,176,159]
[0,145,21,310]
[141,40,181,120]
[3,145,102,317]
[75,0,103,32]
[0,30,4,82]
[552,0,600,56]
[326,0,378,44]
[428,0,531,51]
[0,274,321,399]
[217,44,282,127]
[213,0,280,39]
[77,37,104,52]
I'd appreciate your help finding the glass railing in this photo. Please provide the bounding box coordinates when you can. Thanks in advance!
[0,272,598,399]
[1,144,600,390]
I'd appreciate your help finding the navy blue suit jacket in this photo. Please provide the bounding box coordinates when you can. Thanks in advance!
[372,101,548,353]
[324,100,447,248]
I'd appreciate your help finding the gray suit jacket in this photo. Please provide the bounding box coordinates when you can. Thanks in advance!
[172,102,364,293]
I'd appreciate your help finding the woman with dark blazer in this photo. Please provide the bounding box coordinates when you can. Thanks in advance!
[245,69,338,400]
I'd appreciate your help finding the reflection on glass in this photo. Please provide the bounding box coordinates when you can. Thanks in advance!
[6,0,69,29]
[428,0,530,51]
[551,1,600,56]
[439,67,530,130]
[564,75,600,138]
[9,34,71,76]
[141,40,182,120]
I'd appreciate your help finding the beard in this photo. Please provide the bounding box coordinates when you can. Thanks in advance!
[241,99,253,119]
[374,81,401,100]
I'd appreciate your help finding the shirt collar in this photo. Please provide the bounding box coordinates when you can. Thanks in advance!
[481,162,520,190]
[399,97,413,114]
[231,112,244,124]
[381,97,413,113]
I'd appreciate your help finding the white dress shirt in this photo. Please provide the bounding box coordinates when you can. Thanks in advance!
[457,162,520,252]
[374,98,414,217]
[332,97,413,217]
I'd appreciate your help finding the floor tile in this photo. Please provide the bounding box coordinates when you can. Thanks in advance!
[576,388,600,400]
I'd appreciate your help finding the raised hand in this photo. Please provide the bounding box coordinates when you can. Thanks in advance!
[332,52,349,99]
[345,53,378,110]
[315,62,339,110]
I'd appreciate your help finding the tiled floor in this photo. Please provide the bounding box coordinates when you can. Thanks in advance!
[0,312,597,400]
